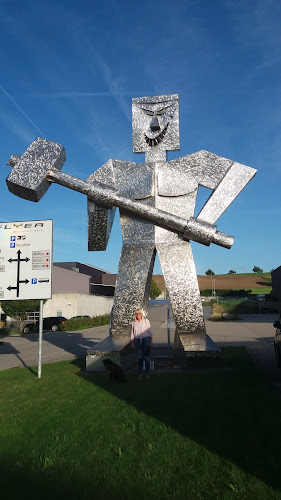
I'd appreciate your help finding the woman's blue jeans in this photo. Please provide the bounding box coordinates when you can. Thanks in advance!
[135,337,151,375]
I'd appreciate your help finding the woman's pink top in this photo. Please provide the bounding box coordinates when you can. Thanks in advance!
[131,318,153,340]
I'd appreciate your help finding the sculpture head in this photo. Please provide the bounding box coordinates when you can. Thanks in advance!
[132,94,180,154]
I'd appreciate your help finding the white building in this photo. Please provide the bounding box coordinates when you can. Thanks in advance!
[0,262,115,325]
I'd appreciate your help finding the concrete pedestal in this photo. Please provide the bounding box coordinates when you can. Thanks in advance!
[173,332,221,360]
[86,335,137,372]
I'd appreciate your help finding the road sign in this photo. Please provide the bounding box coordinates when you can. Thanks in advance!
[0,220,53,300]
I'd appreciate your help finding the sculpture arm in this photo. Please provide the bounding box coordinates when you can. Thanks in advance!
[197,160,257,224]
[189,150,257,225]
[87,159,117,251]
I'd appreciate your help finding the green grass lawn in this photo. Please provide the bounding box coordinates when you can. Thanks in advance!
[1,348,281,499]
[216,273,271,278]
[210,300,261,319]
[250,288,272,294]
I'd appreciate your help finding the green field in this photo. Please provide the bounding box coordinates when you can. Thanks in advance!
[216,273,271,278]
[217,273,272,293]
[249,288,272,294]
[1,348,281,499]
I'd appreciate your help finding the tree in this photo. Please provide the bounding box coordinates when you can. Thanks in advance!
[0,299,41,330]
[150,279,162,300]
[253,266,263,273]
[228,270,236,274]
[205,269,215,276]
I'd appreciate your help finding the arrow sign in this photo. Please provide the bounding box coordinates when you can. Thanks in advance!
[8,257,30,263]
[0,219,53,301]
[7,250,30,297]
[8,250,30,263]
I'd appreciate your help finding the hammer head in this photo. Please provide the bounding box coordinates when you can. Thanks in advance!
[6,137,66,202]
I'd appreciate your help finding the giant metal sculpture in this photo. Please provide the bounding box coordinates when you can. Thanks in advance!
[6,94,256,356]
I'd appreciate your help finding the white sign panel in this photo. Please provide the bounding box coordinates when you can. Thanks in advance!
[0,220,53,300]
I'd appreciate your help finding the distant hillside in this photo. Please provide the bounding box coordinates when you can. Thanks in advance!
[153,273,271,291]
[198,273,271,291]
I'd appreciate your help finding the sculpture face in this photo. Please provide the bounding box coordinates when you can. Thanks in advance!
[132,94,180,153]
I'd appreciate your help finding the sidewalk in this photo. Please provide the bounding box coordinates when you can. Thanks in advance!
[0,325,109,371]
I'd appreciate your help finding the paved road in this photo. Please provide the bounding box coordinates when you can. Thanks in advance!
[1,305,280,393]
[0,326,108,371]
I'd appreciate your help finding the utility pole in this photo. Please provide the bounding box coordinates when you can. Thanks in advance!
[211,271,216,298]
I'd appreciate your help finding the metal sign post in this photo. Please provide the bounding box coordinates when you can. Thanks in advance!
[0,220,53,377]
[38,299,43,378]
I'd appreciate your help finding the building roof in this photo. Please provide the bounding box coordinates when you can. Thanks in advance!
[54,261,111,274]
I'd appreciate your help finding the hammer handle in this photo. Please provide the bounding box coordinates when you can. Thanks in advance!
[48,169,234,249]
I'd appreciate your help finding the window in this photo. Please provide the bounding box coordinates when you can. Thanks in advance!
[27,311,40,321]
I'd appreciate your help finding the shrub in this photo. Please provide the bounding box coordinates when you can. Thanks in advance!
[210,303,226,321]
[200,289,251,297]
[253,266,263,273]
[234,301,259,314]
[150,279,161,300]
[205,269,215,275]
[7,327,21,336]
[209,299,259,321]
[60,314,110,331]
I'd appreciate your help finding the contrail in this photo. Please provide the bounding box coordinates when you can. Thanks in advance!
[0,83,45,137]
[33,91,148,98]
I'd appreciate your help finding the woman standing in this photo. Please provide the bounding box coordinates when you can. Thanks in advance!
[131,309,153,379]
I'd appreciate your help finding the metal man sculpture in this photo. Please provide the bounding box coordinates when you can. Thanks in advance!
[87,94,256,352]
[6,93,256,355]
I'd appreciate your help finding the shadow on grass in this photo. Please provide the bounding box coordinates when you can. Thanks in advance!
[72,348,281,492]
[0,466,81,500]
[1,348,281,498]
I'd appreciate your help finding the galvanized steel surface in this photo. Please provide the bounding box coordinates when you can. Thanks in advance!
[91,95,256,342]
[7,137,66,202]
[132,94,180,156]
[6,94,257,354]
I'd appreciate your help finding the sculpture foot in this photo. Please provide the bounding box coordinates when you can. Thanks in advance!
[86,335,136,372]
[173,332,221,359]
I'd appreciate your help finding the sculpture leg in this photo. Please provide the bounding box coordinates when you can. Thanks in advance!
[111,243,156,336]
[157,240,206,335]
[156,240,221,357]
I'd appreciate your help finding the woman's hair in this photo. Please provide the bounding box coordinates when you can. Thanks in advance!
[134,309,143,321]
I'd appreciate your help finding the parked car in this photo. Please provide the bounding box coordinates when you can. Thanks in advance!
[22,322,35,333]
[42,316,67,331]
[273,315,281,368]
[23,316,67,333]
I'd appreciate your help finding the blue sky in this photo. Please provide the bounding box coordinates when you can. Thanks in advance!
[0,0,280,276]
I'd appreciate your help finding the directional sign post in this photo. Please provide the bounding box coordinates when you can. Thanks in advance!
[0,220,52,300]
[0,220,53,378]
[7,251,30,296]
